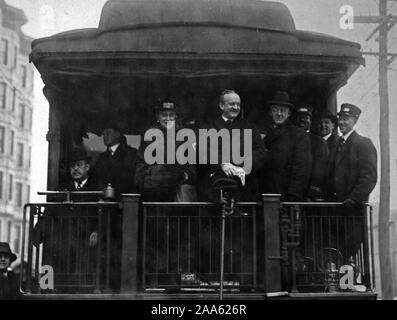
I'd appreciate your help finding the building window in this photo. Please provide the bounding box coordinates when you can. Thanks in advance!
[0,171,3,200]
[13,225,21,254]
[28,146,31,168]
[17,142,24,167]
[16,182,23,207]
[14,45,18,69]
[18,103,25,128]
[0,126,4,153]
[0,83,6,109]
[12,88,16,112]
[21,65,27,88]
[7,221,11,243]
[10,130,14,156]
[0,39,8,65]
[8,174,13,201]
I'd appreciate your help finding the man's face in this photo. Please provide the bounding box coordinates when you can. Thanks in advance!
[296,114,311,131]
[69,160,90,182]
[269,105,291,125]
[220,93,241,120]
[338,114,357,135]
[157,110,177,129]
[103,128,121,147]
[319,117,335,136]
[0,253,11,271]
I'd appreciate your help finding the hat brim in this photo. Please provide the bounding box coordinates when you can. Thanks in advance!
[337,111,359,118]
[266,100,295,110]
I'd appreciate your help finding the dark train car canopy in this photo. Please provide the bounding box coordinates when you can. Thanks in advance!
[30,0,365,134]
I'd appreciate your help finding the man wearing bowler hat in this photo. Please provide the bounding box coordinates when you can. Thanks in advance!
[258,91,312,201]
[0,242,21,299]
[294,104,329,200]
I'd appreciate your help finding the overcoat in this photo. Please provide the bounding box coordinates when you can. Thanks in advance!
[325,130,377,204]
[258,121,312,200]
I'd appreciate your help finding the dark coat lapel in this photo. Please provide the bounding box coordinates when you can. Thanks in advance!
[335,131,357,166]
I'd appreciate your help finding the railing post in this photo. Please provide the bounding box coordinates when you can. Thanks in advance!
[120,194,141,293]
[261,194,282,293]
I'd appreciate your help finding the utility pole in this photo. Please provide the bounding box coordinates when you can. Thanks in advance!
[355,0,396,300]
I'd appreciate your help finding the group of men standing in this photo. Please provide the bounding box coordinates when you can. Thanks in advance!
[34,88,377,292]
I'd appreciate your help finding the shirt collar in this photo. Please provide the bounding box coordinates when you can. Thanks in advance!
[75,178,88,189]
[222,115,233,123]
[323,133,332,141]
[109,143,120,154]
[342,129,355,141]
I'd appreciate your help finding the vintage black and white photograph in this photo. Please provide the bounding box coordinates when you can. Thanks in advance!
[0,0,396,305]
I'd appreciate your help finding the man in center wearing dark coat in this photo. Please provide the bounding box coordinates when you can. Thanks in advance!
[258,91,312,201]
[199,90,267,202]
[91,123,138,291]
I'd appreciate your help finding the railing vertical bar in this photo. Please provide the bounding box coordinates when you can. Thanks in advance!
[94,206,102,293]
[26,205,35,294]
[252,205,257,288]
[198,206,201,277]
[66,213,72,274]
[369,205,375,289]
[84,214,89,288]
[362,205,371,288]
[177,216,180,274]
[209,216,212,273]
[155,206,160,287]
[229,214,233,274]
[166,215,170,274]
[76,213,81,288]
[105,208,111,291]
[21,205,28,293]
[142,206,147,289]
[311,215,316,269]
[188,216,191,272]
[290,206,298,293]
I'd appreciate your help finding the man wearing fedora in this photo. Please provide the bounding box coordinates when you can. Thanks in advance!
[317,110,339,152]
[92,121,138,200]
[258,91,312,201]
[0,242,21,299]
[294,104,329,200]
[325,103,377,206]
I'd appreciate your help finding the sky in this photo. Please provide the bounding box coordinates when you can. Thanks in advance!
[5,0,397,207]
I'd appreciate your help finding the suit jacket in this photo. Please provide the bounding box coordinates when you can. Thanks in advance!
[259,121,312,200]
[325,133,338,152]
[325,131,377,204]
[92,139,138,199]
[0,271,21,300]
[307,132,329,199]
[199,115,267,201]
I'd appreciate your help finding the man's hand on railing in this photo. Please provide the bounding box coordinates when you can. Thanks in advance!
[342,198,357,208]
[89,232,98,247]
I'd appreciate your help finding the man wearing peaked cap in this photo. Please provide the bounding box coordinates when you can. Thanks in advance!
[324,103,377,264]
[0,242,21,299]
[325,102,377,206]
[294,104,329,200]
[258,91,312,201]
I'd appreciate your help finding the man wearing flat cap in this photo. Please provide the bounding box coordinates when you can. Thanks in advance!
[0,242,21,299]
[294,104,329,200]
[258,91,312,201]
[325,103,377,206]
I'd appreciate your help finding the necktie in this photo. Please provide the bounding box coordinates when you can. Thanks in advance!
[107,148,113,157]
[337,137,345,153]
[76,182,83,190]
[226,120,233,126]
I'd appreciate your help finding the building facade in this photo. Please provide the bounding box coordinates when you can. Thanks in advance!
[0,0,33,258]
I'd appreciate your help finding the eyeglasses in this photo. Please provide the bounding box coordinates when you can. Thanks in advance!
[70,161,87,169]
